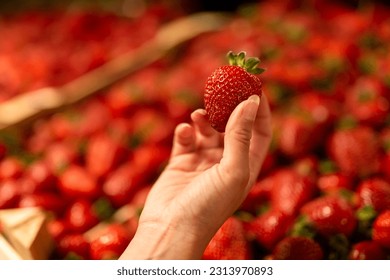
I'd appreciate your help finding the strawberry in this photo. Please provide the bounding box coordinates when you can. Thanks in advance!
[57,234,91,260]
[245,208,294,251]
[102,163,143,207]
[89,223,132,260]
[85,132,125,179]
[64,199,100,233]
[44,142,78,174]
[372,210,390,249]
[23,160,56,193]
[0,157,23,180]
[130,144,171,181]
[317,160,354,194]
[47,219,69,242]
[355,177,390,214]
[327,122,380,178]
[58,165,99,200]
[0,179,20,209]
[128,109,175,146]
[270,168,317,216]
[299,195,357,238]
[203,216,252,260]
[18,193,66,216]
[204,51,264,132]
[272,236,324,260]
[278,113,321,158]
[345,76,389,127]
[240,177,273,213]
[348,240,388,260]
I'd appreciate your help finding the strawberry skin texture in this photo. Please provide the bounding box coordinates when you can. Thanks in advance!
[246,208,294,251]
[58,165,100,200]
[301,196,357,238]
[348,241,388,260]
[64,199,100,233]
[203,216,252,260]
[272,236,324,260]
[57,234,91,260]
[372,210,390,249]
[204,65,262,132]
[270,168,316,216]
[356,177,390,213]
[327,126,380,178]
[90,224,132,260]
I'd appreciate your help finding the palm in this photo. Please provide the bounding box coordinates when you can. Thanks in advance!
[140,147,229,231]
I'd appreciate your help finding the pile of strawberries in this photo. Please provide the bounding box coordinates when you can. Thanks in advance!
[1,0,390,259]
[0,4,179,103]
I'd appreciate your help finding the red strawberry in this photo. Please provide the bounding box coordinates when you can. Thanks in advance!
[300,195,357,238]
[128,109,175,146]
[345,76,389,127]
[57,234,91,260]
[89,223,132,260]
[0,179,20,209]
[0,157,23,180]
[44,142,78,174]
[85,132,125,179]
[327,122,380,178]
[278,113,322,158]
[245,208,294,251]
[372,210,390,249]
[18,193,66,216]
[317,160,354,194]
[24,160,55,193]
[64,199,100,233]
[203,216,252,260]
[272,236,324,260]
[318,173,354,194]
[204,51,264,132]
[47,219,69,242]
[270,168,317,216]
[58,165,99,200]
[102,163,143,207]
[355,177,390,214]
[240,177,273,213]
[348,240,388,260]
[131,144,170,181]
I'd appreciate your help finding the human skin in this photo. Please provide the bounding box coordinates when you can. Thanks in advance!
[119,94,272,259]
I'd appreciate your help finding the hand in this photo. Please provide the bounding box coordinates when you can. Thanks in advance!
[120,94,272,259]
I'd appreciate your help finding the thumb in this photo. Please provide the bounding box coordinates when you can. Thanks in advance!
[221,95,260,174]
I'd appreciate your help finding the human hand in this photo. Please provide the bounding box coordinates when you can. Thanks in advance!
[120,94,272,259]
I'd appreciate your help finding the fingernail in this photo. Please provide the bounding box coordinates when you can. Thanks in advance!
[198,109,207,115]
[248,94,260,104]
[244,95,260,120]
[179,123,192,137]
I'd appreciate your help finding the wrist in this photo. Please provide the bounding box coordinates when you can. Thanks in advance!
[119,219,211,260]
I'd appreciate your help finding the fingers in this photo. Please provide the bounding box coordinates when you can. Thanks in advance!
[171,123,196,157]
[191,109,222,149]
[248,94,272,181]
[221,95,260,176]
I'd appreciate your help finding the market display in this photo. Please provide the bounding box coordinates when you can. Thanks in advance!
[1,0,390,260]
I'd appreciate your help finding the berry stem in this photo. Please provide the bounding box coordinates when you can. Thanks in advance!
[227,51,265,74]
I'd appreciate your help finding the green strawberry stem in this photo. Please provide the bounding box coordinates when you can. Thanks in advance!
[93,197,116,221]
[318,160,338,174]
[356,205,377,238]
[336,115,358,130]
[290,215,316,239]
[227,51,265,74]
